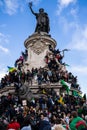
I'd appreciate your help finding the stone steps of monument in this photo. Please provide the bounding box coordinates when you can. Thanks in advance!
[28,82,62,95]
[0,82,62,96]
[29,85,61,89]
[0,85,15,96]
[0,83,81,99]
[0,81,81,98]
[29,82,61,88]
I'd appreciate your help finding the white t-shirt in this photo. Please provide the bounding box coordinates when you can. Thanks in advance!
[51,124,66,130]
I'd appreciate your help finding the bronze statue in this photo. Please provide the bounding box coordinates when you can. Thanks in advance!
[29,2,50,33]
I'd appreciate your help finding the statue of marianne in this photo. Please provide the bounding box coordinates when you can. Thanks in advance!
[29,2,50,33]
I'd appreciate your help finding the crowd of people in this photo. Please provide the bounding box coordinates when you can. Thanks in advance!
[0,92,87,130]
[0,45,86,130]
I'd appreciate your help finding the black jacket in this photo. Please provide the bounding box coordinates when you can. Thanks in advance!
[38,120,51,130]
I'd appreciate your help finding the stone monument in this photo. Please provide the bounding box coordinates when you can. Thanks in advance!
[23,2,57,71]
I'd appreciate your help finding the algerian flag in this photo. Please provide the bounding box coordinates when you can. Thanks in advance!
[70,116,86,130]
[60,80,71,94]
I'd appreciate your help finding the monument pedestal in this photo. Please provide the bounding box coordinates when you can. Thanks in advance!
[24,32,57,70]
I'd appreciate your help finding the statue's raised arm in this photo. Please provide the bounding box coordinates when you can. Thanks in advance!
[29,2,36,16]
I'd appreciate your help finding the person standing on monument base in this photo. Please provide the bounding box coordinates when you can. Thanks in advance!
[29,2,50,33]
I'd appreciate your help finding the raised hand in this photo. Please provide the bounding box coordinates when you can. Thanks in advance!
[29,2,32,8]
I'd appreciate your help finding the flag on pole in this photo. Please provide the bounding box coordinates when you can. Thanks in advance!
[60,79,71,94]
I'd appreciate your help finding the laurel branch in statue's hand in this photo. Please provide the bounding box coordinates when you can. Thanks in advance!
[29,2,32,7]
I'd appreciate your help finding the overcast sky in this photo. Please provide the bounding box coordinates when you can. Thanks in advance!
[0,0,87,95]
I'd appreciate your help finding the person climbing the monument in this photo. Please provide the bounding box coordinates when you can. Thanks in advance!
[29,2,50,33]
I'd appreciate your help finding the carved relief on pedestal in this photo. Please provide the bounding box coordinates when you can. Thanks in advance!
[30,39,47,55]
